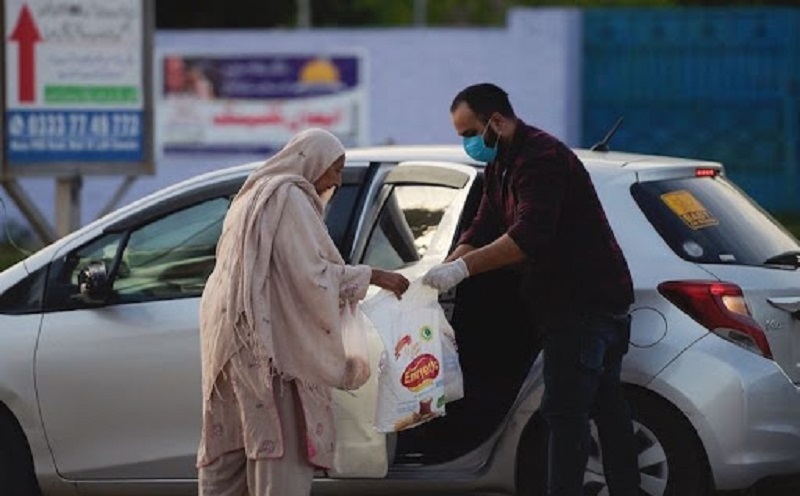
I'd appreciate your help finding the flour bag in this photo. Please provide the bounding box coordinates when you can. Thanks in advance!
[362,281,448,433]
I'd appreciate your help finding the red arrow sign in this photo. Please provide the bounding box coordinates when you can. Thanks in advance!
[9,4,43,103]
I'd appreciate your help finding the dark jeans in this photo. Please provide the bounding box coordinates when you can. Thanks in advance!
[540,311,640,496]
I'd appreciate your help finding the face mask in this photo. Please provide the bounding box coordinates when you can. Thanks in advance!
[462,121,499,163]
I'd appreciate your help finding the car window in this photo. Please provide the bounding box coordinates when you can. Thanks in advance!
[631,175,800,266]
[44,198,229,311]
[0,264,48,315]
[362,184,460,270]
[113,197,229,302]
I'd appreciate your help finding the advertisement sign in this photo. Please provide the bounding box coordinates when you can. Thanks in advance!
[2,0,152,174]
[157,54,367,155]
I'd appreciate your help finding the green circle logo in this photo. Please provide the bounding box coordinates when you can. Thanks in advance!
[420,326,434,341]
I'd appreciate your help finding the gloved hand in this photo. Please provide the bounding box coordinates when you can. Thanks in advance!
[422,258,470,292]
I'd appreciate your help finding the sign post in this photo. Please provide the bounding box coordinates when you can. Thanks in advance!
[2,0,154,241]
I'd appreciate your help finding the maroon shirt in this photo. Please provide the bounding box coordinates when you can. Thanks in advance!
[458,121,634,322]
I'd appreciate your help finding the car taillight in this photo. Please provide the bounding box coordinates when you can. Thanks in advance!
[657,280,772,359]
[695,168,719,177]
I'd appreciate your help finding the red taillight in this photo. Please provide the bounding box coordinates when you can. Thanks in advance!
[695,168,719,177]
[657,280,772,359]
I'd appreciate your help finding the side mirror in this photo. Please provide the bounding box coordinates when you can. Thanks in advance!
[77,261,112,305]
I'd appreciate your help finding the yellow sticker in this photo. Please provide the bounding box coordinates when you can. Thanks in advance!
[660,190,719,230]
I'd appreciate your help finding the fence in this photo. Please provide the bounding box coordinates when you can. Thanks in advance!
[583,7,800,213]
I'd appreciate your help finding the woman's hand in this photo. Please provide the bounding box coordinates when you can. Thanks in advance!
[370,269,410,299]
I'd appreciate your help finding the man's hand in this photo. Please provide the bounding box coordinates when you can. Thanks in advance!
[422,258,470,292]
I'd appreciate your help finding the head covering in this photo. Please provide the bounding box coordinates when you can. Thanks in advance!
[236,128,345,202]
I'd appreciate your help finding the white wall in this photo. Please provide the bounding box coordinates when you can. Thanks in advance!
[1,8,582,236]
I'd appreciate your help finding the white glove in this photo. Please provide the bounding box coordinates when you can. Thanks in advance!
[422,258,470,292]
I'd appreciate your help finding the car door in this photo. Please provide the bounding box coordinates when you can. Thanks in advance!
[32,163,373,487]
[323,161,477,486]
[351,161,478,285]
[35,193,233,482]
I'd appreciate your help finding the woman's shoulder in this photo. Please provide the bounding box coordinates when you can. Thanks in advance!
[281,181,320,214]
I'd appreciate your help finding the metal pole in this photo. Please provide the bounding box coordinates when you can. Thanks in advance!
[2,180,56,244]
[297,0,311,28]
[55,176,82,238]
[413,0,427,27]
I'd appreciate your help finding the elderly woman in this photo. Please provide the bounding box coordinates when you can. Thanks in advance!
[197,129,409,496]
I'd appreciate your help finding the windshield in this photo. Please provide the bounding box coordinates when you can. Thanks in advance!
[631,175,800,267]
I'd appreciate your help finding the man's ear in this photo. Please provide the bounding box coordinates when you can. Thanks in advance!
[488,112,504,136]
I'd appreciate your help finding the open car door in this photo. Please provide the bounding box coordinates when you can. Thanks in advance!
[325,160,477,479]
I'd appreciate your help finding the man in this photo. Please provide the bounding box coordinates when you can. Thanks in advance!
[423,83,639,496]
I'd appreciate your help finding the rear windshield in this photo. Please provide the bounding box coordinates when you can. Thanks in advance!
[631,175,800,267]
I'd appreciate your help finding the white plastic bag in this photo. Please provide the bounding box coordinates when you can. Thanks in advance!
[440,316,464,403]
[362,281,449,433]
[330,305,387,478]
[340,303,371,391]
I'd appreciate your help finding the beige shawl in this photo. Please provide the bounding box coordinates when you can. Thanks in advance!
[199,128,351,405]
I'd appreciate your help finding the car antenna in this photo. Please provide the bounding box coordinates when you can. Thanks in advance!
[590,117,624,152]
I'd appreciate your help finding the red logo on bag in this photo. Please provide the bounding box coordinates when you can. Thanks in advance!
[401,354,440,392]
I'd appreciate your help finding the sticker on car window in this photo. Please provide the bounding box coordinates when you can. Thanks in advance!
[682,241,704,258]
[660,190,719,230]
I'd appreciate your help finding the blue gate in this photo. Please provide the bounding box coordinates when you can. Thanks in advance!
[583,8,800,213]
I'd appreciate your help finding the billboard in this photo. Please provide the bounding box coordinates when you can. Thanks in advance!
[157,53,367,156]
[2,0,153,176]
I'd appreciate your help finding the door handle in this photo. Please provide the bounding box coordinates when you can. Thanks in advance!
[767,297,800,319]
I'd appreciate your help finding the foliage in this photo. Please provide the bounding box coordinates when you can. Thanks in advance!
[0,244,27,272]
[773,213,800,240]
[156,0,800,29]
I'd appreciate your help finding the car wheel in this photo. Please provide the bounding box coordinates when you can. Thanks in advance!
[516,390,711,496]
[0,407,41,496]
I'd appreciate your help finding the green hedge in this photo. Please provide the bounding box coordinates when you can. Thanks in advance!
[774,213,800,239]
[0,244,28,272]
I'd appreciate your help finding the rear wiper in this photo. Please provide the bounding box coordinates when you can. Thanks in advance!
[763,251,800,267]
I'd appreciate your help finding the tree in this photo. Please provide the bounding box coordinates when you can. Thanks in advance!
[155,0,799,29]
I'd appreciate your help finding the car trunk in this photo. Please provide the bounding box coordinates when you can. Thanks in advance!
[700,264,800,384]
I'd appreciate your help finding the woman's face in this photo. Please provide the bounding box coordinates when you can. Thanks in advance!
[314,154,345,195]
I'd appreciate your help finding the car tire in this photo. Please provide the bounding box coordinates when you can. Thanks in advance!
[0,406,41,496]
[621,389,711,496]
[516,389,711,496]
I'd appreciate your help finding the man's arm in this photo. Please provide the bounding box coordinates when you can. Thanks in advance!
[444,243,476,263]
[461,234,526,276]
[457,147,567,276]
[423,235,525,292]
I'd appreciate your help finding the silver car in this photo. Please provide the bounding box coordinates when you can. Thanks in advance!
[0,146,799,496]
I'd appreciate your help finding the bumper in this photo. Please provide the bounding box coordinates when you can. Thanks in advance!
[648,334,800,490]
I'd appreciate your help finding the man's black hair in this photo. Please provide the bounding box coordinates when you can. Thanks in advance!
[450,83,516,121]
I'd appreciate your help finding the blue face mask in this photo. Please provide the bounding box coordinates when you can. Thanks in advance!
[462,122,499,163]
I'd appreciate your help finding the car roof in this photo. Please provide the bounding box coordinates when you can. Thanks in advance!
[346,144,721,171]
[198,144,722,182]
[19,143,723,271]
[127,144,724,219]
